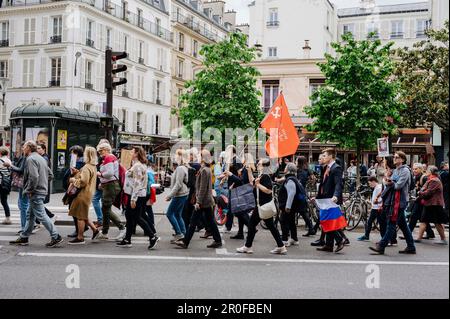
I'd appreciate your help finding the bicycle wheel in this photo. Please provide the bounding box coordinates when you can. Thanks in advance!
[346,202,363,231]
[214,206,227,226]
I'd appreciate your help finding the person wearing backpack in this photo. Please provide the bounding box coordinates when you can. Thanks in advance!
[95,143,126,241]
[166,148,190,243]
[0,146,12,225]
[278,163,303,249]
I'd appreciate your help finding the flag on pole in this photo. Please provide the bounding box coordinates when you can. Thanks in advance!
[315,199,347,233]
[260,92,300,158]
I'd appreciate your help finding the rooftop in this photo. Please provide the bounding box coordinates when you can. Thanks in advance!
[338,2,429,18]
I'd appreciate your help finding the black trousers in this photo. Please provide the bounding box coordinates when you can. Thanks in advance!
[124,196,154,242]
[184,207,221,246]
[145,203,157,235]
[299,208,314,232]
[325,230,343,247]
[280,209,298,242]
[409,202,435,237]
[0,190,10,218]
[246,208,284,248]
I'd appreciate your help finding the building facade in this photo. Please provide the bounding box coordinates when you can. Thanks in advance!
[169,0,237,135]
[0,0,173,148]
[248,0,337,60]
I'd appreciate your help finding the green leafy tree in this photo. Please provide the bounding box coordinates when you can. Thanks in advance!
[175,32,264,145]
[393,21,449,131]
[304,33,404,185]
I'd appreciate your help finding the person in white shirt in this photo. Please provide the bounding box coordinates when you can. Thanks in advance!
[0,146,12,224]
[358,176,384,241]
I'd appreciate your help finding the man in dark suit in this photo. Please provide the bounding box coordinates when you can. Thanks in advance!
[311,148,346,253]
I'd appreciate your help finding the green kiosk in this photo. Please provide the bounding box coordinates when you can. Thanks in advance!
[9,104,119,193]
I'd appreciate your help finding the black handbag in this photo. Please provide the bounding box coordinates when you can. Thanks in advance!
[229,183,256,215]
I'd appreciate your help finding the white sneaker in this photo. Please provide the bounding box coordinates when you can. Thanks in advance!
[170,234,184,244]
[283,241,291,247]
[434,239,448,245]
[270,246,288,255]
[288,239,300,246]
[1,217,11,225]
[236,245,253,254]
[114,228,126,241]
[97,232,109,240]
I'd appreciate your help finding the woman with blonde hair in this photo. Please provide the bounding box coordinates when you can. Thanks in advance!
[165,148,190,243]
[68,146,100,244]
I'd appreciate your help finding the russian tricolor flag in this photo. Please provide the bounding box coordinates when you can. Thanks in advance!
[315,199,347,233]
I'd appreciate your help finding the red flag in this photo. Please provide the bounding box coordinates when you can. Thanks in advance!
[260,93,299,158]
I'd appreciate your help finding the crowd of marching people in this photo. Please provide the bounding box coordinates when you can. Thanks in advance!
[0,138,448,256]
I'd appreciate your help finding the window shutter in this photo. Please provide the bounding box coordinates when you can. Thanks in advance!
[101,25,106,50]
[30,18,36,44]
[96,62,101,91]
[60,56,66,87]
[23,60,28,87]
[132,112,137,132]
[9,20,15,46]
[142,113,147,134]
[157,48,161,70]
[113,30,119,50]
[25,19,30,45]
[151,114,155,135]
[42,17,48,44]
[81,17,86,45]
[7,60,13,88]
[160,82,165,105]
[152,79,157,103]
[79,57,85,87]
[79,102,84,110]
[144,42,149,66]
[40,57,47,87]
[62,16,68,42]
[29,59,35,87]
[96,23,101,49]
[128,72,134,98]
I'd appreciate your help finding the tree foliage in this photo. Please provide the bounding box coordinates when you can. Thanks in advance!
[304,33,404,184]
[176,32,264,137]
[393,21,449,131]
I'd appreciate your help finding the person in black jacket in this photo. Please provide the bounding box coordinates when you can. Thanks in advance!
[296,156,315,236]
[36,143,55,222]
[313,148,346,253]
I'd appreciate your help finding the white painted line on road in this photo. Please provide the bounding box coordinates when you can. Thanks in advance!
[16,252,449,266]
[0,236,18,241]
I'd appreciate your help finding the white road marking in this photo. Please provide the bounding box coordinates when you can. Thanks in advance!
[16,252,449,266]
[0,236,19,241]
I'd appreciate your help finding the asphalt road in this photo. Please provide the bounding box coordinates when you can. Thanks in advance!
[0,212,448,299]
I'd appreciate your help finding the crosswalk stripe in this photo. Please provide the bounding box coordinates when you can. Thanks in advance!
[0,236,19,241]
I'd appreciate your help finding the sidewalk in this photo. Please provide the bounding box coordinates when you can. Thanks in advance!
[5,189,170,226]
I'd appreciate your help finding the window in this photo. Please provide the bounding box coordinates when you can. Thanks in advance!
[154,115,160,135]
[86,21,94,47]
[268,8,279,26]
[156,18,161,34]
[50,57,61,86]
[106,28,112,49]
[48,100,60,107]
[156,80,161,103]
[139,41,144,63]
[85,61,93,88]
[391,20,404,39]
[417,19,430,38]
[0,21,8,46]
[343,24,354,35]
[137,112,142,132]
[121,109,127,131]
[367,22,379,38]
[177,88,183,107]
[262,80,279,111]
[25,18,36,44]
[309,79,325,105]
[268,47,277,58]
[177,59,184,78]
[178,32,185,51]
[0,60,8,78]
[122,1,128,20]
[23,59,34,87]
[84,103,92,111]
[53,16,62,37]
[137,9,143,28]
[193,40,198,58]
[124,35,128,51]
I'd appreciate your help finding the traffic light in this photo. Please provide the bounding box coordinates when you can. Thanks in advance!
[105,49,128,89]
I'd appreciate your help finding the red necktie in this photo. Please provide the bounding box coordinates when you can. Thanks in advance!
[324,166,330,180]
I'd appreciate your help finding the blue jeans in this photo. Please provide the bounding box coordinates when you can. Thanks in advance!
[379,208,415,250]
[92,189,103,224]
[18,188,29,230]
[166,195,188,236]
[20,195,59,240]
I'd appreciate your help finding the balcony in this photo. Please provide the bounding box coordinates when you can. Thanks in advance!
[122,91,129,98]
[390,32,404,39]
[138,57,145,64]
[172,11,223,42]
[50,35,62,43]
[86,38,95,48]
[178,46,184,52]
[85,82,93,90]
[416,31,427,38]
[156,98,161,105]
[266,21,279,27]
[49,80,60,87]
[137,126,143,133]
[0,39,9,47]
[5,1,173,43]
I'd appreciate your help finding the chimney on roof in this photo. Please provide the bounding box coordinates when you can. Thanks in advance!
[302,40,311,59]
